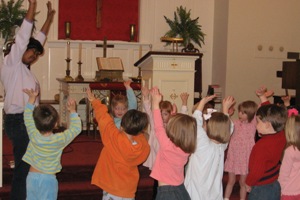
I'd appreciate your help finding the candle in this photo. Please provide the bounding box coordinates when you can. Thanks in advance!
[67,41,70,58]
[79,43,82,62]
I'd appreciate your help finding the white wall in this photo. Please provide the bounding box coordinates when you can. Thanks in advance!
[3,0,299,110]
[226,0,300,110]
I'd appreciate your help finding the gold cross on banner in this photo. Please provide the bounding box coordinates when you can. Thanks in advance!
[96,0,102,28]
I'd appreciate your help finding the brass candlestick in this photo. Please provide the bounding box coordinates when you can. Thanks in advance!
[65,58,74,81]
[129,24,135,42]
[65,22,71,39]
[75,61,84,81]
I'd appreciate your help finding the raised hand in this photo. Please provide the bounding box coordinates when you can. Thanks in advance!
[46,1,56,22]
[124,79,132,89]
[180,92,189,106]
[255,86,272,103]
[142,86,150,100]
[86,88,96,102]
[222,96,235,115]
[67,98,76,113]
[281,95,291,107]
[197,94,216,112]
[150,87,162,110]
[23,88,39,104]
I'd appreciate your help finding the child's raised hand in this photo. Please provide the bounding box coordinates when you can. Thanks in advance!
[222,96,235,115]
[180,92,189,106]
[67,98,76,113]
[86,88,96,102]
[264,90,274,98]
[150,87,162,109]
[281,95,291,107]
[23,88,39,104]
[255,86,268,97]
[256,86,272,103]
[171,103,177,115]
[197,94,216,112]
[124,80,132,89]
[142,86,150,100]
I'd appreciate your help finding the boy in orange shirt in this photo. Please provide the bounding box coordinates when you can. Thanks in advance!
[86,88,150,199]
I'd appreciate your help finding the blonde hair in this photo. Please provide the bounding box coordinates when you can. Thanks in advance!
[238,100,258,122]
[285,114,300,151]
[110,94,128,116]
[166,113,197,153]
[206,112,231,143]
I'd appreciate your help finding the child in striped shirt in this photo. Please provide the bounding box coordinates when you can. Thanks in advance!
[22,88,82,200]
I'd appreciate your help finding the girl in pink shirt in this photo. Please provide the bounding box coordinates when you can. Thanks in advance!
[279,113,300,200]
[150,87,197,200]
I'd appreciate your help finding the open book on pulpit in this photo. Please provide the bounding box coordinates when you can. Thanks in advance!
[96,57,124,71]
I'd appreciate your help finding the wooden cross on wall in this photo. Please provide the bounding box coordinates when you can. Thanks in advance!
[96,0,102,28]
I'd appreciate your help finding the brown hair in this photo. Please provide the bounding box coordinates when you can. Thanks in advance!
[238,100,258,122]
[256,104,287,132]
[159,100,173,114]
[284,114,300,151]
[121,109,149,136]
[33,104,59,133]
[166,113,197,153]
[206,112,231,143]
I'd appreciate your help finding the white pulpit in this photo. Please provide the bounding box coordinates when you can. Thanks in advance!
[134,51,202,114]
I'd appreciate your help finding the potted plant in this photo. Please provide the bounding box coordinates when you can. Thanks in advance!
[163,6,205,50]
[0,0,27,43]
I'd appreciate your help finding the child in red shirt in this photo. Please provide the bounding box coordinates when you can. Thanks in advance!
[245,86,287,200]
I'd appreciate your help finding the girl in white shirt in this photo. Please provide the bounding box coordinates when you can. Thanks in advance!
[184,95,235,200]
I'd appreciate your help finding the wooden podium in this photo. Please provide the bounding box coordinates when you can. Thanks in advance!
[134,51,202,114]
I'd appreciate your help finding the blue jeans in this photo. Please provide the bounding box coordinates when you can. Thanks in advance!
[155,184,191,200]
[26,172,58,200]
[4,113,30,200]
[248,180,281,200]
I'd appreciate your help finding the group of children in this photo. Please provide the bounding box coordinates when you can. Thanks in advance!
[21,82,300,200]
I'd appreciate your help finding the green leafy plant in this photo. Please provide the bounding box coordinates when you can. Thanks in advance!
[163,6,205,48]
[0,0,27,43]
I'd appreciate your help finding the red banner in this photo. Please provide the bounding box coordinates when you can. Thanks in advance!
[58,0,139,41]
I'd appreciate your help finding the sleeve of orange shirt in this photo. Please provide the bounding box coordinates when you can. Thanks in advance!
[91,99,150,166]
[92,99,118,144]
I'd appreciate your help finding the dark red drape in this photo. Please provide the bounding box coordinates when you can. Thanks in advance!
[58,0,139,41]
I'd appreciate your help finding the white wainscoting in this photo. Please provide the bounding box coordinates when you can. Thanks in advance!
[41,40,151,100]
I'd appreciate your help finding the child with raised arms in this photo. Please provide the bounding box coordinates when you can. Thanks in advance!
[278,113,300,200]
[22,89,82,200]
[86,88,150,200]
[150,87,197,200]
[224,100,258,200]
[184,95,235,200]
